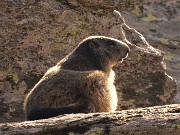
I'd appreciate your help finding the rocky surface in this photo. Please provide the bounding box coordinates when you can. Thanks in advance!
[0,0,178,122]
[0,104,180,135]
[122,0,180,102]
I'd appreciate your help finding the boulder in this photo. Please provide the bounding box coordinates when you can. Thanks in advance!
[0,0,177,122]
[112,10,177,109]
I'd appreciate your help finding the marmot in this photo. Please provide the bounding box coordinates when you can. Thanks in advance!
[24,36,130,120]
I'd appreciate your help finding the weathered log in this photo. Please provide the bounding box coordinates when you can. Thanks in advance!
[0,104,180,135]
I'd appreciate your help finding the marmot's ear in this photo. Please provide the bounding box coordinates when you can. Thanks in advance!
[107,40,116,47]
[88,39,100,49]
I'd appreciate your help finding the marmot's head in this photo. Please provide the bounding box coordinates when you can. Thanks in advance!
[77,36,130,71]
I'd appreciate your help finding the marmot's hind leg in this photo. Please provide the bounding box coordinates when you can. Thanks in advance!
[27,102,85,120]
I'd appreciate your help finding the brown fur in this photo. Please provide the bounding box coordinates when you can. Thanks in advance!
[24,36,130,120]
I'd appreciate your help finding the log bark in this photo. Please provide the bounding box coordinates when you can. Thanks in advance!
[0,104,180,135]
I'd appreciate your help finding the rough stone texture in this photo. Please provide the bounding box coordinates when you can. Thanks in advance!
[0,104,180,135]
[0,0,178,122]
[122,0,180,103]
